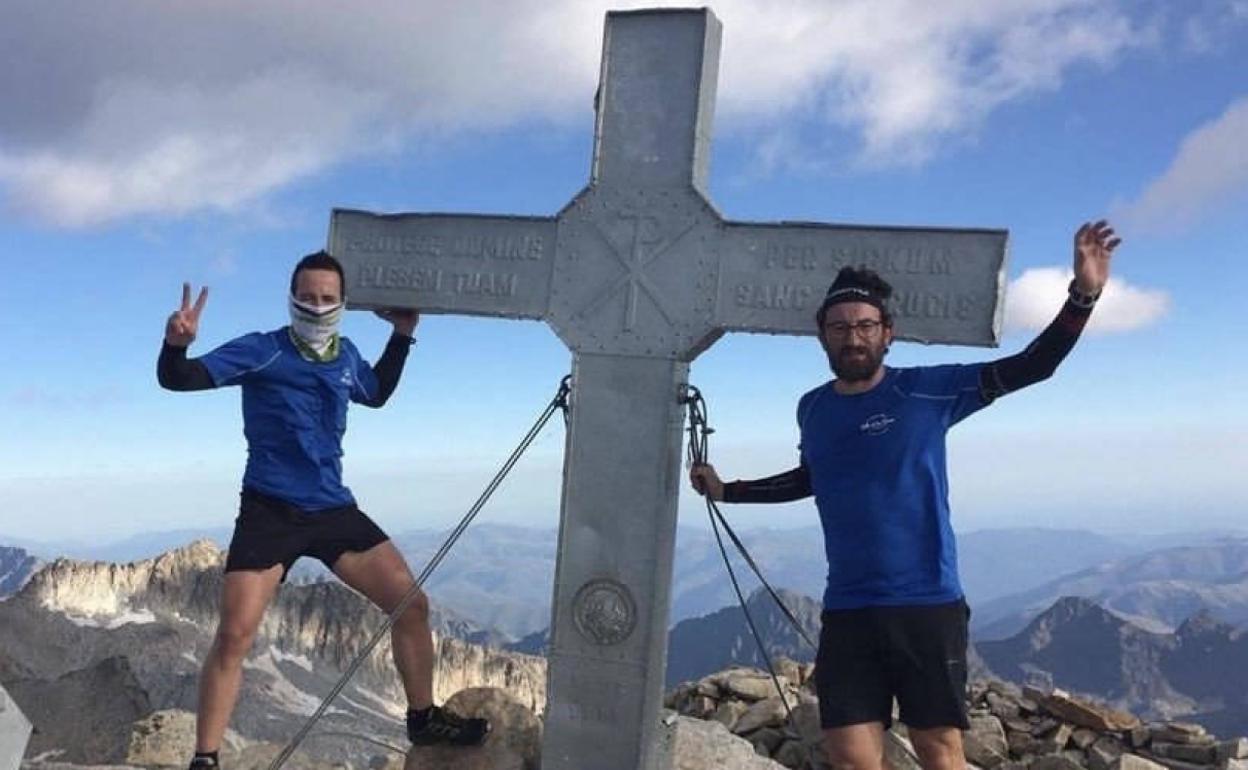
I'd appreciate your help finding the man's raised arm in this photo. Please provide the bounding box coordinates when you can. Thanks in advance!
[980,220,1121,402]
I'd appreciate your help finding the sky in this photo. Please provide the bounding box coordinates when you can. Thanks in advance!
[1,0,1245,546]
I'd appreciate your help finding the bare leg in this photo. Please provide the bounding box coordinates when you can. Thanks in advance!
[196,565,284,752]
[333,541,432,708]
[910,727,967,770]
[824,722,889,770]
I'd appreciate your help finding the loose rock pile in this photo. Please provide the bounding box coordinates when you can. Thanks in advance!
[965,681,1248,770]
[665,661,1248,770]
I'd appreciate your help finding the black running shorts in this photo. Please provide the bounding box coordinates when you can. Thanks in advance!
[813,599,970,730]
[224,488,390,578]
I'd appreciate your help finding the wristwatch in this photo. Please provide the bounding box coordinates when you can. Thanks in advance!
[1067,279,1101,309]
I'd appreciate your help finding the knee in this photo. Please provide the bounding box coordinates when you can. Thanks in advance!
[824,738,882,770]
[213,624,258,661]
[911,730,964,770]
[394,586,429,628]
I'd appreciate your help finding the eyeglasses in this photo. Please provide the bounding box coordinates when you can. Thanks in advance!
[823,319,885,338]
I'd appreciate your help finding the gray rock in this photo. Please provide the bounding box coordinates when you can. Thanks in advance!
[1072,730,1100,751]
[405,687,539,770]
[719,671,789,703]
[1151,742,1217,764]
[1128,728,1152,750]
[988,691,1022,720]
[1150,725,1213,746]
[746,726,788,756]
[884,730,924,770]
[713,700,749,732]
[1030,754,1086,770]
[1112,756,1170,770]
[125,709,198,766]
[1024,686,1051,702]
[774,737,824,769]
[1142,754,1219,770]
[1005,717,1035,735]
[655,712,787,770]
[1042,692,1139,732]
[1009,731,1038,757]
[1036,724,1075,755]
[965,714,1009,768]
[1217,741,1248,763]
[735,697,793,735]
[1088,737,1127,770]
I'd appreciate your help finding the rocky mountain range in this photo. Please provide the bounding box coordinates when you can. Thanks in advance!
[6,537,1248,768]
[12,524,1243,640]
[664,587,821,688]
[0,541,545,767]
[978,596,1248,737]
[973,538,1248,639]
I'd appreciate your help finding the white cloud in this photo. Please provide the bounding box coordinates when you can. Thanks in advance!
[1005,266,1170,333]
[0,0,1151,226]
[1113,96,1248,233]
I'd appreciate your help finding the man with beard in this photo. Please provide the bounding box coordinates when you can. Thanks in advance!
[158,251,489,770]
[689,221,1120,770]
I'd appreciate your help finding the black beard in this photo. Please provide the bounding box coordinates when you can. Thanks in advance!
[829,344,885,382]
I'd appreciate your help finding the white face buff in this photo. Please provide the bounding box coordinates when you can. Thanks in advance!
[288,295,343,354]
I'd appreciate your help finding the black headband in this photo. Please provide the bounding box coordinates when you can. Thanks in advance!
[819,285,887,315]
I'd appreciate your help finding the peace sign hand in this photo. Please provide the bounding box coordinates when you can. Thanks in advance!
[1073,220,1121,296]
[165,282,209,347]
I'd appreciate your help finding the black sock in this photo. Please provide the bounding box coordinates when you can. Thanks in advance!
[407,705,432,730]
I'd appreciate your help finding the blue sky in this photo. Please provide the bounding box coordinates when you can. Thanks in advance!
[1,0,1245,545]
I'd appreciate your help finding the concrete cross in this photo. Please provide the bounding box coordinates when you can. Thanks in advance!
[328,9,1007,770]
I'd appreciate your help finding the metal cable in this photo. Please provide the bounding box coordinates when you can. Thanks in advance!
[268,375,572,770]
[682,385,823,769]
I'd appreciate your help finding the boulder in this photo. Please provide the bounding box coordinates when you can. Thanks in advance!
[126,709,198,767]
[745,726,788,756]
[656,711,787,770]
[964,714,1009,768]
[1042,691,1140,732]
[1151,741,1218,764]
[404,687,539,770]
[734,697,792,735]
[713,700,749,732]
[718,670,790,703]
[1217,740,1248,763]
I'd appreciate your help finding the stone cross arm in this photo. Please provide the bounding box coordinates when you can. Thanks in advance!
[331,206,1008,355]
[717,220,1008,348]
[329,209,557,322]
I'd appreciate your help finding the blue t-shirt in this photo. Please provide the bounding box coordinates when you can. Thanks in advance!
[199,328,381,511]
[797,364,988,610]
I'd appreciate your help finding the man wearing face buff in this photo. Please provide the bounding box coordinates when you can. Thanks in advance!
[158,251,489,770]
[689,222,1121,770]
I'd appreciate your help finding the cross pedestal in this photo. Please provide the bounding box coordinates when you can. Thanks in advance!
[328,9,1007,769]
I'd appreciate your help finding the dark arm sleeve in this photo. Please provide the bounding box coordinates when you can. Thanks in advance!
[157,342,215,391]
[722,462,813,504]
[358,333,412,408]
[979,295,1093,402]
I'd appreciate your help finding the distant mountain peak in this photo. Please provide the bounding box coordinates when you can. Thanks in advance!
[1028,595,1116,628]
[1175,607,1236,639]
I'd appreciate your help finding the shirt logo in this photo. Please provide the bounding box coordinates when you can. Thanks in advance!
[860,413,896,436]
[339,369,352,386]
